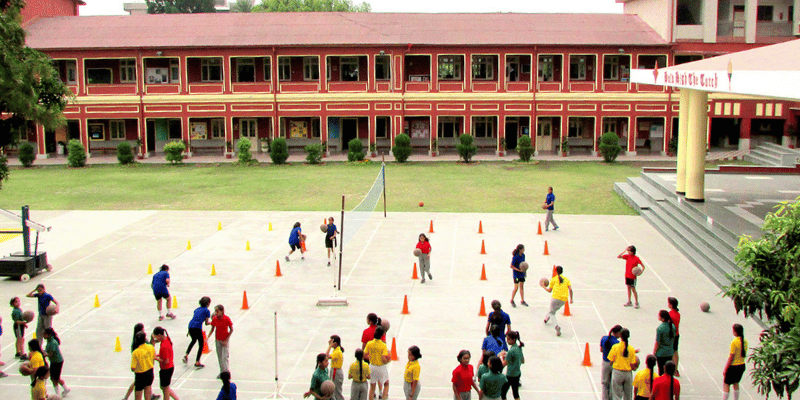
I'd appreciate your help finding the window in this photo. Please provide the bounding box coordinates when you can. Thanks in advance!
[210,119,224,139]
[240,119,257,138]
[538,55,556,82]
[375,55,391,80]
[438,118,460,138]
[168,119,182,140]
[170,59,180,83]
[676,0,703,25]
[303,56,319,80]
[674,55,703,65]
[757,6,773,21]
[638,55,667,69]
[789,6,794,22]
[438,55,462,80]
[236,58,255,83]
[66,61,77,85]
[279,58,291,81]
[110,120,126,140]
[201,58,222,82]
[263,57,271,81]
[86,68,112,84]
[472,55,494,80]
[473,117,494,138]
[340,57,359,81]
[569,56,588,80]
[506,56,520,81]
[120,59,136,83]
[603,56,620,80]
[376,117,390,138]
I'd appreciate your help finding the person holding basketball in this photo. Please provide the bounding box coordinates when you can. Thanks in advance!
[326,217,339,267]
[509,244,527,307]
[542,265,573,337]
[543,187,559,231]
[26,284,59,347]
[152,265,175,322]
[286,222,305,262]
[415,233,432,283]
[618,245,644,309]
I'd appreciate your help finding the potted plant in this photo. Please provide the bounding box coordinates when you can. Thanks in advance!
[260,138,269,153]
[561,137,569,157]
[430,138,438,157]
[225,140,233,159]
[498,137,506,156]
[369,142,377,158]
[135,138,144,159]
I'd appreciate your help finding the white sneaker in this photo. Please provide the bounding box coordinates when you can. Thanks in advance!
[61,388,71,397]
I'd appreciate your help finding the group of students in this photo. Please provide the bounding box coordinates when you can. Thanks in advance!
[285,217,340,266]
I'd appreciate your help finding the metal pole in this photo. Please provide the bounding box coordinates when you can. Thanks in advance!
[382,160,387,218]
[274,311,279,390]
[338,195,345,291]
[22,206,30,257]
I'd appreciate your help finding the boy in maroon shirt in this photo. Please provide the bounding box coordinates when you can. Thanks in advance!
[618,245,644,308]
[208,305,234,377]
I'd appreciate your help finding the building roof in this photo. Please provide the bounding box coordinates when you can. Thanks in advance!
[630,39,800,101]
[24,12,668,50]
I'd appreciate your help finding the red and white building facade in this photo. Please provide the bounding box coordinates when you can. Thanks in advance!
[15,0,800,158]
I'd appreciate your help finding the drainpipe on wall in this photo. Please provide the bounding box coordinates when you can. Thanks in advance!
[138,49,146,159]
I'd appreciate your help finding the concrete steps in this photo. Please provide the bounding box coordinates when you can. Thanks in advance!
[744,143,800,166]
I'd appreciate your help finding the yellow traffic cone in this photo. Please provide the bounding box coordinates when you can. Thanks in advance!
[246,241,251,251]
[211,264,216,276]
[32,332,36,340]
[268,222,273,231]
[147,263,153,274]
[172,296,178,309]
[217,222,222,230]
[94,294,100,308]
[115,336,122,352]
[187,240,192,250]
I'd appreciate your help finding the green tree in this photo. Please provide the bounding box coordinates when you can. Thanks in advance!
[456,134,477,163]
[723,198,800,399]
[599,132,622,163]
[146,0,216,14]
[253,0,371,12]
[230,0,255,12]
[1,0,72,188]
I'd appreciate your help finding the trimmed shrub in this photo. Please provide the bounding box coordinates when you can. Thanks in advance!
[116,142,134,165]
[599,132,623,163]
[237,137,254,164]
[163,141,186,164]
[456,134,477,163]
[66,139,86,167]
[516,135,534,162]
[269,137,289,164]
[305,143,323,164]
[392,133,412,163]
[347,138,364,162]
[18,143,35,167]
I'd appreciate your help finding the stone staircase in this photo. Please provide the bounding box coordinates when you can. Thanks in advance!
[744,143,800,166]
[614,173,741,288]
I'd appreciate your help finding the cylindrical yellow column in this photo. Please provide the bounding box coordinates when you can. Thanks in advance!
[675,90,690,194]
[685,89,708,202]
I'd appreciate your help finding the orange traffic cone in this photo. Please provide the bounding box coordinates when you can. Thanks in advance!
[564,300,572,316]
[479,297,487,316]
[202,331,211,354]
[402,295,410,314]
[582,342,592,367]
[429,220,434,233]
[480,240,486,255]
[412,263,419,280]
[300,240,307,252]
[478,221,483,234]
[242,291,249,310]
[275,260,283,277]
[537,222,543,235]
[543,240,550,255]
[552,265,558,277]
[480,264,487,281]
[390,337,399,361]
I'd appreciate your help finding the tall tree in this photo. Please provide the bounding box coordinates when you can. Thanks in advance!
[146,0,217,14]
[253,0,371,12]
[0,0,71,188]
[723,198,800,399]
[230,0,255,13]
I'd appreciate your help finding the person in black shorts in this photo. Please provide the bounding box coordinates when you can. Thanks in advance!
[325,217,339,267]
[151,265,175,321]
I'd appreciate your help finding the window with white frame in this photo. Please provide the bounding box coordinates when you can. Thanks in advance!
[506,55,520,81]
[236,58,255,82]
[278,57,291,81]
[120,59,136,83]
[340,57,359,81]
[110,120,126,140]
[473,117,494,137]
[303,56,319,80]
[210,119,224,139]
[66,61,77,85]
[240,119,257,138]
[376,117,390,138]
[375,55,391,80]
[603,56,620,80]
[569,55,588,80]
[538,55,557,82]
[170,59,180,83]
[438,55,462,80]
[263,57,271,81]
[201,58,222,82]
[472,55,494,80]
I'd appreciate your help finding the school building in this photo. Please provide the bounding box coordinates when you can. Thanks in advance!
[13,0,800,159]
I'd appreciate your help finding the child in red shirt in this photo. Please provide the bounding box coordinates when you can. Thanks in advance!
[415,233,432,283]
[153,326,179,400]
[618,245,644,308]
[209,305,234,376]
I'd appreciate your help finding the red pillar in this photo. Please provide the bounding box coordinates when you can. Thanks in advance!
[628,117,636,155]
[740,117,752,150]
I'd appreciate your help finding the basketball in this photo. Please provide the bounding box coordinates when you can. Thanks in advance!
[541,202,548,209]
[23,310,35,322]
[380,318,390,332]
[700,302,711,312]
[419,201,424,207]
[539,277,549,287]
[631,266,644,276]
[320,380,335,397]
[633,355,641,370]
[519,261,529,272]
[320,223,328,233]
[46,304,58,316]
[19,361,33,376]
[413,248,421,256]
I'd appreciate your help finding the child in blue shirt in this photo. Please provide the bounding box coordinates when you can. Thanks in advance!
[182,296,211,368]
[286,222,305,261]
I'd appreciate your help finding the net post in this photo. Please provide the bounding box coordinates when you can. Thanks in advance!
[22,205,30,257]
[338,195,345,291]
[382,160,387,218]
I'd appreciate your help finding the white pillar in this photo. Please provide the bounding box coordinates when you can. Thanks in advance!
[685,89,708,202]
[745,0,758,43]
[676,90,690,194]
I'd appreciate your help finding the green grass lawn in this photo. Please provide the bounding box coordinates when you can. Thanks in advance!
[0,161,660,214]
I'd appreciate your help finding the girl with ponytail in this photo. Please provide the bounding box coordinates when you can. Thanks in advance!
[43,328,70,397]
[327,335,345,400]
[649,361,680,400]
[349,348,371,400]
[541,265,573,337]
[217,371,237,400]
[667,297,681,376]
[153,326,179,400]
[608,328,638,400]
[501,331,525,400]
[722,324,747,400]
[653,310,676,375]
[304,353,331,400]
[600,325,623,400]
[633,355,658,400]
[509,244,527,307]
